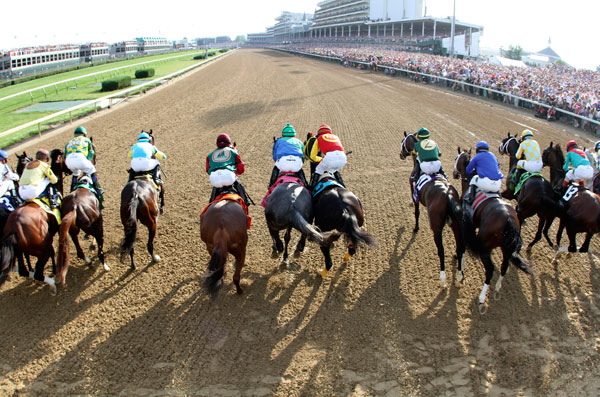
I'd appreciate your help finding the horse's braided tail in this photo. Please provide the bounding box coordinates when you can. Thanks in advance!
[57,208,76,286]
[446,187,463,228]
[0,233,17,288]
[205,227,228,299]
[120,184,139,260]
[292,210,328,244]
[341,209,377,248]
[504,216,534,275]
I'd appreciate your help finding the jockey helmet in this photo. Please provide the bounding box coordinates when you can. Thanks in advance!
[0,150,7,161]
[476,141,489,152]
[595,141,600,151]
[521,129,533,139]
[282,123,296,137]
[566,140,578,151]
[137,132,151,142]
[74,126,87,136]
[35,149,50,160]
[416,127,430,139]
[317,124,332,136]
[216,133,231,148]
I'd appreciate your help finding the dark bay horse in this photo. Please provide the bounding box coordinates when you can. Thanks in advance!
[498,135,562,248]
[313,182,377,277]
[200,197,248,298]
[543,142,600,253]
[264,178,336,265]
[455,150,534,313]
[120,178,160,270]
[400,133,465,288]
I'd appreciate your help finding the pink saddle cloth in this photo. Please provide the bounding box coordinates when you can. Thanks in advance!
[261,174,305,208]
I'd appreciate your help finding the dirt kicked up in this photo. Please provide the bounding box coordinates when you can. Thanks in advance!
[0,49,599,396]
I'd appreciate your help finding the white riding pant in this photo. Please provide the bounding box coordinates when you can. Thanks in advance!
[65,152,96,177]
[517,159,543,173]
[419,160,442,175]
[209,169,237,188]
[469,175,502,193]
[275,155,303,173]
[566,165,594,183]
[0,180,16,198]
[19,178,50,201]
[131,157,159,172]
[315,150,347,175]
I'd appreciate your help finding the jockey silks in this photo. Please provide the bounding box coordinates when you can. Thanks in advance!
[273,136,304,162]
[65,135,94,160]
[414,139,440,162]
[466,151,504,181]
[207,146,244,175]
[316,133,344,155]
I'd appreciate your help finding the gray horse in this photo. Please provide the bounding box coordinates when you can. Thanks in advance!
[264,181,335,265]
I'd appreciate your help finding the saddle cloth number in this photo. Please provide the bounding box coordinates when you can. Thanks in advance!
[415,174,432,191]
[563,185,578,201]
[0,196,14,212]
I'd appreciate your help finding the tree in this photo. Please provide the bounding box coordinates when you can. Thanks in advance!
[234,35,246,43]
[500,45,523,60]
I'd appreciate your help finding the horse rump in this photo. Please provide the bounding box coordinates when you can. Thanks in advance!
[0,233,17,288]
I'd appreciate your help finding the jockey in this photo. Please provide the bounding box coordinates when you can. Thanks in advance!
[128,131,166,186]
[307,124,346,190]
[18,149,60,209]
[206,133,252,206]
[411,127,447,180]
[563,140,593,189]
[268,123,308,188]
[0,150,19,199]
[65,126,103,196]
[511,129,542,189]
[591,141,600,170]
[462,141,504,207]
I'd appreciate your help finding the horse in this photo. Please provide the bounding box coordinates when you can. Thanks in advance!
[498,135,562,248]
[400,131,418,204]
[200,194,248,298]
[399,133,465,288]
[542,142,600,253]
[0,151,63,295]
[264,175,335,265]
[312,176,377,277]
[120,178,161,270]
[454,149,534,313]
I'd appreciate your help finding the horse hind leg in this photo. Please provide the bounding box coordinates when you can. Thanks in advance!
[281,226,292,266]
[268,227,283,258]
[478,252,494,314]
[527,216,545,250]
[147,222,160,263]
[232,250,245,295]
[70,227,91,265]
[579,232,593,253]
[33,255,56,296]
[433,230,446,288]
[319,244,333,277]
[294,233,307,258]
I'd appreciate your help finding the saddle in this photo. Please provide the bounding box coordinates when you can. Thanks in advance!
[412,173,445,204]
[312,178,344,198]
[514,171,543,195]
[130,170,160,190]
[463,190,501,220]
[202,192,251,229]
[261,173,305,208]
[23,197,62,224]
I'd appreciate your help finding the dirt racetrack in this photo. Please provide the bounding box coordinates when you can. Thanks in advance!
[1,49,599,396]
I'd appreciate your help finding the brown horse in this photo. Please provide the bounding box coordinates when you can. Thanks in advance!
[542,142,600,252]
[200,195,248,298]
[454,149,534,313]
[498,135,562,248]
[120,178,161,270]
[0,152,62,295]
[400,132,465,288]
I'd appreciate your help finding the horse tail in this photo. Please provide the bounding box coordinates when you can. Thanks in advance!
[0,233,17,288]
[460,210,480,256]
[57,208,77,285]
[120,184,139,259]
[341,209,377,248]
[446,187,462,227]
[503,216,534,275]
[291,210,328,244]
[205,227,228,299]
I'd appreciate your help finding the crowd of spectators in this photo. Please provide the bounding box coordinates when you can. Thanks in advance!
[283,44,600,134]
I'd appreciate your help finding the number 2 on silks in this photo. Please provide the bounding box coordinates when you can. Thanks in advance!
[562,185,578,201]
[0,197,14,212]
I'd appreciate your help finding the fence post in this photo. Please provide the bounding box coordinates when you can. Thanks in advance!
[69,111,72,124]
[43,87,47,98]
[29,92,34,102]
[95,101,98,113]
[38,123,41,137]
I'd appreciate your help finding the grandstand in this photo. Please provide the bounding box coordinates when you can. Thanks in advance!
[0,44,87,79]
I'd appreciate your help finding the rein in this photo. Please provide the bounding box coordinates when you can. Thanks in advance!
[499,137,517,156]
[454,151,470,182]
[400,133,415,159]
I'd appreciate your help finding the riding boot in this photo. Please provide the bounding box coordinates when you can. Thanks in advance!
[46,185,59,209]
[153,165,163,185]
[411,161,421,182]
[233,181,252,206]
[268,166,279,188]
[438,166,448,179]
[128,169,135,182]
[209,187,217,203]
[334,171,346,188]
[510,168,523,190]
[90,173,105,196]
[309,172,321,191]
[463,184,476,207]
[297,168,309,188]
[70,175,78,192]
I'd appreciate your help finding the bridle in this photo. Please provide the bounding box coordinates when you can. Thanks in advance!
[400,133,416,160]
[454,151,470,182]
[499,136,518,156]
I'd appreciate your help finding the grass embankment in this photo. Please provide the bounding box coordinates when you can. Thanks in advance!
[0,49,223,147]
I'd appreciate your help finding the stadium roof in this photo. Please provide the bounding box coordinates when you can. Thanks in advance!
[537,46,561,60]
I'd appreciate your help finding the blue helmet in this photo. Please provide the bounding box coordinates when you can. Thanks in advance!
[138,132,151,142]
[476,141,489,151]
[0,150,7,161]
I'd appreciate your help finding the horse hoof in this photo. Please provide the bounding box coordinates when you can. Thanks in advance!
[320,268,328,278]
[455,271,464,287]
[271,250,279,259]
[131,263,137,271]
[84,257,92,265]
[152,255,161,263]
[478,302,487,315]
[89,244,96,251]
[11,266,17,273]
[49,284,57,296]
[103,263,111,271]
[293,250,303,258]
[408,202,414,207]
[413,227,419,234]
[343,252,350,262]
[493,291,501,301]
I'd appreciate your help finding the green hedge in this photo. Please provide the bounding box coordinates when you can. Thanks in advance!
[135,68,155,78]
[193,54,206,60]
[207,51,216,57]
[218,48,229,53]
[101,76,131,91]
